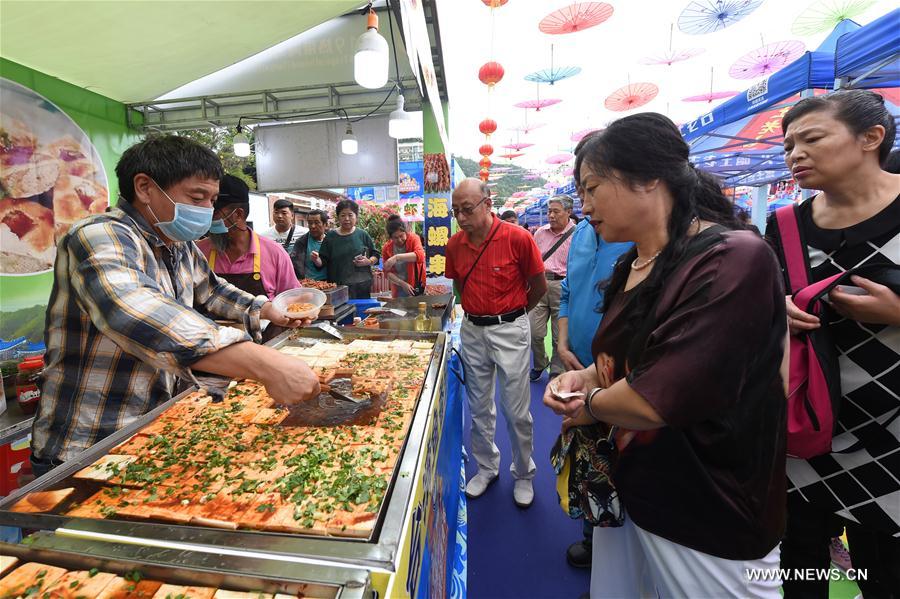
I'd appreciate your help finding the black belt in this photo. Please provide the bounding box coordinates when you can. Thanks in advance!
[545,272,565,281]
[465,308,526,327]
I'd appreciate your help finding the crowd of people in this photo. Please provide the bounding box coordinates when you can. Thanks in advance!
[449,89,898,598]
[27,88,897,598]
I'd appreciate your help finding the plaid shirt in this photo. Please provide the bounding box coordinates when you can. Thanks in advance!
[32,200,267,461]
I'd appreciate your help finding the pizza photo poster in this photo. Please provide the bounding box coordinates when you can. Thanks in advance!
[0,73,136,344]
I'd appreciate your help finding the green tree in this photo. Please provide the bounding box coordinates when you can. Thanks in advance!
[176,128,257,189]
[453,155,546,207]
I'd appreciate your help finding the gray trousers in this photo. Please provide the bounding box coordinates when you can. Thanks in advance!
[460,314,536,480]
[529,278,564,375]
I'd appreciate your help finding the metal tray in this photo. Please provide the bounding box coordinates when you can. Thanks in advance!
[1,537,371,598]
[322,285,349,308]
[0,327,447,571]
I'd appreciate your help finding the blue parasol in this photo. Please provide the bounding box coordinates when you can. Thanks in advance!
[678,0,764,35]
[524,45,582,86]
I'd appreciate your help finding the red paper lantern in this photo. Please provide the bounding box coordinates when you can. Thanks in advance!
[482,0,508,7]
[479,168,490,182]
[478,61,505,87]
[479,157,492,169]
[479,143,494,156]
[479,118,497,135]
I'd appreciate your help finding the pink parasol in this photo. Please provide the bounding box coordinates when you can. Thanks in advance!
[539,2,614,35]
[639,48,705,66]
[639,24,704,66]
[682,90,740,102]
[571,128,601,142]
[524,174,541,180]
[563,167,575,176]
[604,82,659,112]
[512,191,528,198]
[683,67,740,103]
[729,40,806,79]
[499,152,525,159]
[512,122,546,133]
[544,182,559,189]
[515,98,562,111]
[503,142,535,151]
[546,152,574,164]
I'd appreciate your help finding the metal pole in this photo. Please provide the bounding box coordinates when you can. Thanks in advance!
[751,185,768,232]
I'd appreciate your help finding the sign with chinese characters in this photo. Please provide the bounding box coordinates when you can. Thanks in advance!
[399,160,425,222]
[424,194,451,277]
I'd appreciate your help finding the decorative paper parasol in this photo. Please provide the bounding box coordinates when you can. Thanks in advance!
[604,82,659,112]
[683,67,740,102]
[503,142,535,151]
[682,90,740,102]
[571,128,601,142]
[525,44,582,85]
[539,2,614,34]
[563,167,575,176]
[639,24,705,66]
[729,40,806,79]
[499,152,525,159]
[546,152,574,164]
[791,0,877,36]
[544,182,559,189]
[677,0,764,35]
[524,174,541,180]
[512,122,546,133]
[515,98,562,111]
[512,191,528,198]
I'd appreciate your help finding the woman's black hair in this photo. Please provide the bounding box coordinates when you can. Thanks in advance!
[883,149,900,174]
[386,214,406,237]
[576,112,745,325]
[781,90,896,165]
[335,198,359,217]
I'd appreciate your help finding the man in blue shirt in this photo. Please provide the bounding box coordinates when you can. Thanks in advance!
[291,209,328,281]
[557,212,631,569]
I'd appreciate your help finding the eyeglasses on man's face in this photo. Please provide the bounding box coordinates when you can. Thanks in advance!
[452,196,489,217]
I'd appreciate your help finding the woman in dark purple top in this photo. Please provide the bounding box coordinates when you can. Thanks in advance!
[545,113,788,598]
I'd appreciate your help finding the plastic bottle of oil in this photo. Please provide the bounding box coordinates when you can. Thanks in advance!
[414,302,431,332]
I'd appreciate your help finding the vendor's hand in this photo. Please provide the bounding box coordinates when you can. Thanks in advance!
[557,345,585,371]
[310,251,322,267]
[259,352,320,406]
[261,301,315,328]
[401,281,416,296]
[786,295,820,335]
[353,254,371,267]
[829,276,900,326]
[543,370,589,418]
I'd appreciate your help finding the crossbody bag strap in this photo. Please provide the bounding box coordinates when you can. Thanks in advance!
[282,225,295,252]
[774,205,810,295]
[460,219,501,292]
[541,225,577,262]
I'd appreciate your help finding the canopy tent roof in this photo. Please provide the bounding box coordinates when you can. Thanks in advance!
[682,16,900,187]
[1,1,450,134]
[835,8,900,87]
[0,1,362,103]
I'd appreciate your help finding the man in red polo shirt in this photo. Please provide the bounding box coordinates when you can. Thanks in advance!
[446,178,546,508]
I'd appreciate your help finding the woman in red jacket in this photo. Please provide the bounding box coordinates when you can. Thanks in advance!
[381,215,426,297]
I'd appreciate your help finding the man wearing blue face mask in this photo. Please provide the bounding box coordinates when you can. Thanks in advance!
[31,136,320,477]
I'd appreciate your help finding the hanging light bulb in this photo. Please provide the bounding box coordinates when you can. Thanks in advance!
[341,123,358,155]
[233,125,250,157]
[388,93,415,139]
[354,9,389,89]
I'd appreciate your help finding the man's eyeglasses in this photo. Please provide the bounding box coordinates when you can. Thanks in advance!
[452,196,489,217]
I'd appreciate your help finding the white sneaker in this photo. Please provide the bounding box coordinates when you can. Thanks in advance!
[513,479,533,508]
[465,472,498,498]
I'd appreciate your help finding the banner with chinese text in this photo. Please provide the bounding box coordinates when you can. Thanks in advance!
[424,193,451,278]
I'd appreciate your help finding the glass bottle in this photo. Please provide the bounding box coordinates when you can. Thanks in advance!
[414,302,431,332]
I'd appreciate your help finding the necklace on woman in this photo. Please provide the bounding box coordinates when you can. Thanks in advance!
[631,217,699,271]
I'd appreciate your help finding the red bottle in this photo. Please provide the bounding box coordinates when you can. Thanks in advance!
[15,356,43,415]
